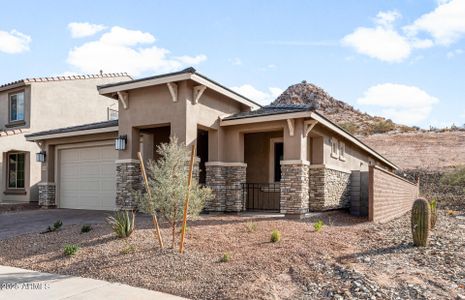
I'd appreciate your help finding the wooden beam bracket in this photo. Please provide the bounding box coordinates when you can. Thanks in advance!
[117,91,129,109]
[193,85,207,104]
[286,119,295,137]
[304,120,318,137]
[167,82,178,102]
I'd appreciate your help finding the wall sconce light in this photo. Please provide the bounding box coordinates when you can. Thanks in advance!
[115,135,127,151]
[36,151,46,163]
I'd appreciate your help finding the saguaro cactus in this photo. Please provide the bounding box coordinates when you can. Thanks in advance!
[411,198,431,247]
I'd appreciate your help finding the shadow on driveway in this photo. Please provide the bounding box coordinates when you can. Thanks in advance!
[0,209,111,240]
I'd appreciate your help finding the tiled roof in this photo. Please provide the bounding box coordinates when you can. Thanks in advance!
[0,73,131,91]
[222,103,319,120]
[25,120,118,139]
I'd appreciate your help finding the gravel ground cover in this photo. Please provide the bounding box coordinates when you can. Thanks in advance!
[0,210,463,299]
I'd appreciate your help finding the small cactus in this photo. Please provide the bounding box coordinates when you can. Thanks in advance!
[411,198,431,247]
[429,198,438,229]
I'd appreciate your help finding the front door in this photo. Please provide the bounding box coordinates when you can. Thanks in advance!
[274,142,283,182]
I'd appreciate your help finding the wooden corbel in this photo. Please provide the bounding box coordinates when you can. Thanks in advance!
[117,91,129,109]
[167,82,178,102]
[286,119,295,137]
[304,120,318,137]
[193,85,207,104]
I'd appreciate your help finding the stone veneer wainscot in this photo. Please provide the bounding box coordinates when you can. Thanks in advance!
[309,165,351,211]
[205,162,246,212]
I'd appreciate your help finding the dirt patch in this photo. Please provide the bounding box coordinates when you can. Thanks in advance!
[0,210,463,299]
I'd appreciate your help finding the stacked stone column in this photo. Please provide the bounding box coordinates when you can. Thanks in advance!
[116,159,143,210]
[205,162,247,212]
[279,160,310,216]
[38,182,56,208]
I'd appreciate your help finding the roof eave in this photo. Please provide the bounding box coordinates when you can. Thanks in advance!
[220,110,398,170]
[0,81,27,92]
[26,126,118,142]
[97,72,261,110]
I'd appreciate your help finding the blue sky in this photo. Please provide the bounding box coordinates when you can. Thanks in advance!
[1,0,464,128]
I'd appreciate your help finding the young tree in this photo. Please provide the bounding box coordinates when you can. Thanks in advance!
[136,137,212,248]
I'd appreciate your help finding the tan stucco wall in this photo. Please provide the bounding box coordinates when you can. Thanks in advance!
[313,124,382,172]
[0,75,130,203]
[117,79,246,161]
[39,131,118,188]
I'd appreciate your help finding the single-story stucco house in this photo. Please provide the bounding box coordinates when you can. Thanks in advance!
[26,68,419,220]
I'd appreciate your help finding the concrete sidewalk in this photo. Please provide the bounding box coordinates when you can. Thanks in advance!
[0,266,186,300]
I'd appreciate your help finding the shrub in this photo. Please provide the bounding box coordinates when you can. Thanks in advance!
[135,137,212,248]
[440,166,465,188]
[339,122,358,135]
[429,199,438,229]
[42,220,63,234]
[244,221,257,233]
[106,210,135,238]
[371,120,396,134]
[64,244,79,256]
[80,224,92,234]
[121,243,136,255]
[313,220,324,232]
[220,252,231,263]
[270,229,281,243]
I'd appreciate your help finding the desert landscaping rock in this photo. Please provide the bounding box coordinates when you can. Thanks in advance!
[0,209,463,299]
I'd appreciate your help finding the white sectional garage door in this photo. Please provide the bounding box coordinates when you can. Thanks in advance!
[59,145,117,210]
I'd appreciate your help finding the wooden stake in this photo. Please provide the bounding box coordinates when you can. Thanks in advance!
[137,152,164,249]
[179,144,196,254]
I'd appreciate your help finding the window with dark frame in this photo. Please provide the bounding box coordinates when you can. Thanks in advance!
[10,91,25,122]
[8,153,25,189]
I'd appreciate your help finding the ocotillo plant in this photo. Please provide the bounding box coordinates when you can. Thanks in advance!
[411,198,431,247]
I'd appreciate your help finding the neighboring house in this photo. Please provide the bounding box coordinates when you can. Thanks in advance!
[0,73,131,204]
[26,68,418,220]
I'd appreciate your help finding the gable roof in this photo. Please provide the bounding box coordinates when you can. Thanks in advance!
[0,73,131,92]
[223,103,318,121]
[97,67,261,109]
[25,120,118,141]
[221,104,398,170]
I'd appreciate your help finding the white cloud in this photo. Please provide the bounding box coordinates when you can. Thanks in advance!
[67,26,207,76]
[68,22,107,38]
[231,84,283,105]
[0,29,31,54]
[229,57,242,65]
[342,11,412,62]
[343,1,465,62]
[175,55,207,65]
[357,83,438,125]
[405,0,465,45]
[447,48,464,58]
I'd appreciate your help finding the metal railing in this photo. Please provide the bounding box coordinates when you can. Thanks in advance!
[242,183,280,211]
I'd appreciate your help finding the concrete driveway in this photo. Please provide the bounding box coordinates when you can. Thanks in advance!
[0,209,110,240]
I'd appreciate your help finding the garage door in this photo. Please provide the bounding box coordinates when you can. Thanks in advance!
[59,145,117,210]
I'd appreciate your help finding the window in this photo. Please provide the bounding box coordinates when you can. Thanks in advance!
[330,138,338,158]
[9,91,25,122]
[8,153,25,189]
[339,141,346,161]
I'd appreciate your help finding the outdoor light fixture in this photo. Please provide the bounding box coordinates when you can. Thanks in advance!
[36,151,46,163]
[115,135,127,151]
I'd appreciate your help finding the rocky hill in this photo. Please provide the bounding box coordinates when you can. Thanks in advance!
[272,81,465,171]
[272,81,415,136]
